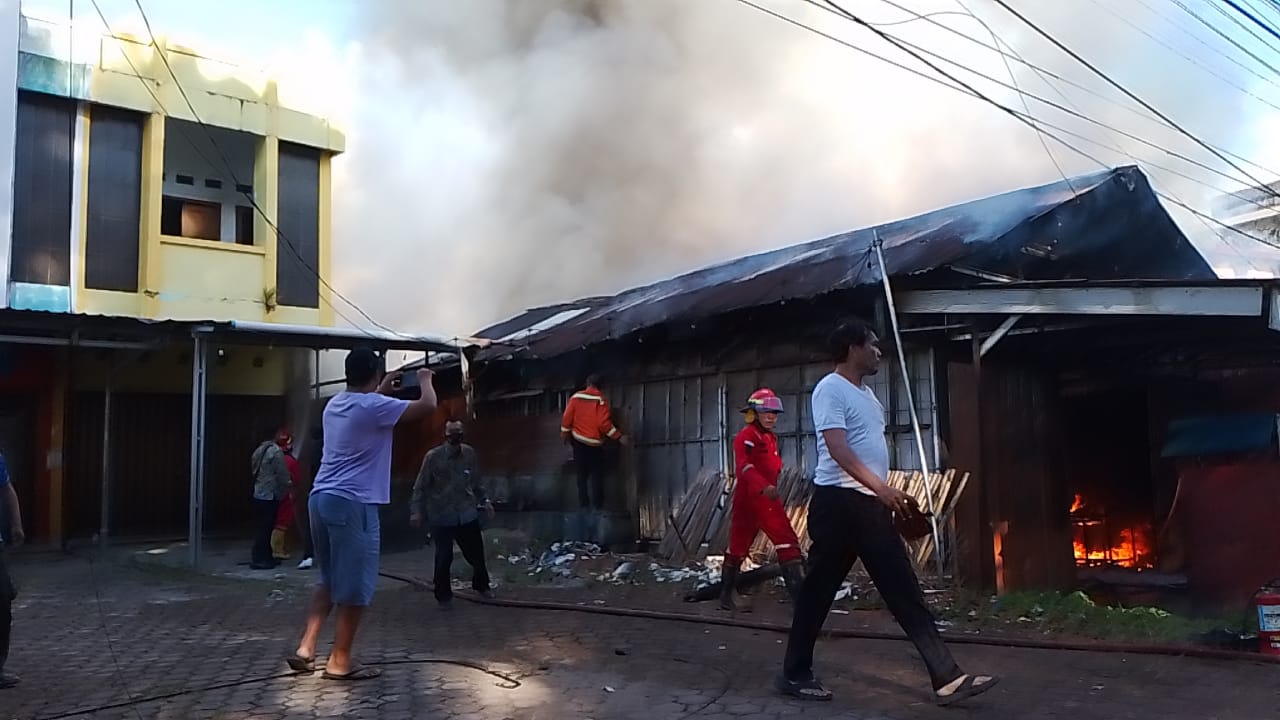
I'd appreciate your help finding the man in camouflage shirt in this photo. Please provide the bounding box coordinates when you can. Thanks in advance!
[250,429,292,569]
[409,419,494,607]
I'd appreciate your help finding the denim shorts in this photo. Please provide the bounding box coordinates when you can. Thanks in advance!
[309,492,380,606]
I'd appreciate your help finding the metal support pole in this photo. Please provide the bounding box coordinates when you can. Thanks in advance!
[188,334,208,567]
[313,348,320,399]
[458,347,474,420]
[99,357,112,550]
[872,231,945,578]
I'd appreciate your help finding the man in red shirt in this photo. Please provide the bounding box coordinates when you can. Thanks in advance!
[721,388,805,612]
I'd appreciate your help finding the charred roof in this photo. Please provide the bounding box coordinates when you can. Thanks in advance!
[478,166,1214,361]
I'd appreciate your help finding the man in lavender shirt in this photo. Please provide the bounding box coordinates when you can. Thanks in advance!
[288,347,437,681]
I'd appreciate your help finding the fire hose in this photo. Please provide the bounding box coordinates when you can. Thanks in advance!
[41,562,1275,720]
[377,570,1280,666]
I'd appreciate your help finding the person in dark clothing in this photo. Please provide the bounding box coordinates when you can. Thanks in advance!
[777,319,999,706]
[0,452,25,689]
[250,428,292,569]
[410,419,494,608]
[296,425,323,570]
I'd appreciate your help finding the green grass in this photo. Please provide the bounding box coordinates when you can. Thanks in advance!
[941,590,1254,644]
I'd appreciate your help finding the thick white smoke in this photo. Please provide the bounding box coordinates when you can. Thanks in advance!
[270,1,1280,335]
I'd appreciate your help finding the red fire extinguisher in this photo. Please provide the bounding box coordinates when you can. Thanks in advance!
[1256,582,1280,656]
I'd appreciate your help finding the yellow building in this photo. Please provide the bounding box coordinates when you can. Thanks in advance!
[7,11,341,327]
[0,12,455,552]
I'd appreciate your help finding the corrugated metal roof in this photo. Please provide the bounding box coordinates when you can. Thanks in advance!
[477,166,1215,360]
[0,309,466,352]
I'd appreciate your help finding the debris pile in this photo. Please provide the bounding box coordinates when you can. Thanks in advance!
[519,541,605,578]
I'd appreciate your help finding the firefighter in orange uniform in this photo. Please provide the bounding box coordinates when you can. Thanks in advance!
[561,374,629,510]
[721,388,805,612]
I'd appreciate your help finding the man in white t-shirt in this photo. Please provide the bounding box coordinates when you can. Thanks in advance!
[288,347,438,682]
[777,319,998,706]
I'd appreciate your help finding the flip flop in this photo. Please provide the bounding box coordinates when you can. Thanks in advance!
[322,665,382,682]
[286,654,316,673]
[775,673,833,701]
[0,673,19,689]
[935,673,1000,706]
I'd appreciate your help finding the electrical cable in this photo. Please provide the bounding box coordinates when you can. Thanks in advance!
[744,0,1280,251]
[131,0,408,337]
[1208,0,1280,55]
[865,0,1280,174]
[944,0,1266,270]
[86,0,381,337]
[1167,0,1280,77]
[861,1,1074,191]
[746,0,1280,221]
[1217,0,1280,46]
[133,0,407,339]
[987,0,1280,207]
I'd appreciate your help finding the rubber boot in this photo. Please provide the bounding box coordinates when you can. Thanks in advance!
[719,563,752,613]
[781,559,805,603]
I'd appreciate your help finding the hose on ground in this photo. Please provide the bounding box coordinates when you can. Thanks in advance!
[377,571,1280,666]
[35,659,522,720]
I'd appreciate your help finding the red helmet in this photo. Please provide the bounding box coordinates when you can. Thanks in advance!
[741,388,784,414]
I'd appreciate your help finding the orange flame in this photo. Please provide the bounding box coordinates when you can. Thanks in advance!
[1070,495,1154,569]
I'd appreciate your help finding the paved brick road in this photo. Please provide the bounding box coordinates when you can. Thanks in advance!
[3,553,1277,719]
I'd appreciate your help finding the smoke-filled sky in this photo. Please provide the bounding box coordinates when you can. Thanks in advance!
[27,0,1280,337]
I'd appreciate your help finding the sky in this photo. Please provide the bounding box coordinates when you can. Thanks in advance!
[22,0,1280,344]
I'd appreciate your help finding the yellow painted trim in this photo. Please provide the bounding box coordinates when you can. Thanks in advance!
[77,288,144,317]
[138,112,165,318]
[74,106,91,300]
[160,235,267,256]
[318,152,333,326]
[34,17,345,152]
[255,132,280,317]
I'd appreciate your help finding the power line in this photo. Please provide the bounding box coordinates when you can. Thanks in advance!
[1218,0,1280,45]
[1118,0,1280,102]
[830,1,1280,249]
[946,1,1265,269]
[813,2,1277,204]
[988,0,1280,208]
[121,0,407,338]
[757,0,1274,211]
[859,0,1073,191]
[839,0,1280,176]
[1208,0,1280,54]
[85,0,381,335]
[1166,0,1280,77]
[732,0,1280,254]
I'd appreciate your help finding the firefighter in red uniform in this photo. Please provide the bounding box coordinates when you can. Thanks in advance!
[721,388,806,612]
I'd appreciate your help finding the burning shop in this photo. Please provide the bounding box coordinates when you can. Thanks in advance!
[415,165,1280,611]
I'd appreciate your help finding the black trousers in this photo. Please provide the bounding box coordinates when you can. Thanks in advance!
[783,485,960,690]
[0,547,13,673]
[432,520,491,603]
[573,441,606,509]
[251,498,279,566]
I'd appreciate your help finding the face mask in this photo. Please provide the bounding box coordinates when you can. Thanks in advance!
[447,435,464,446]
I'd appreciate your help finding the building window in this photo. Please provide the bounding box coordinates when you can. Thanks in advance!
[162,117,256,245]
[235,206,254,245]
[161,196,221,241]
